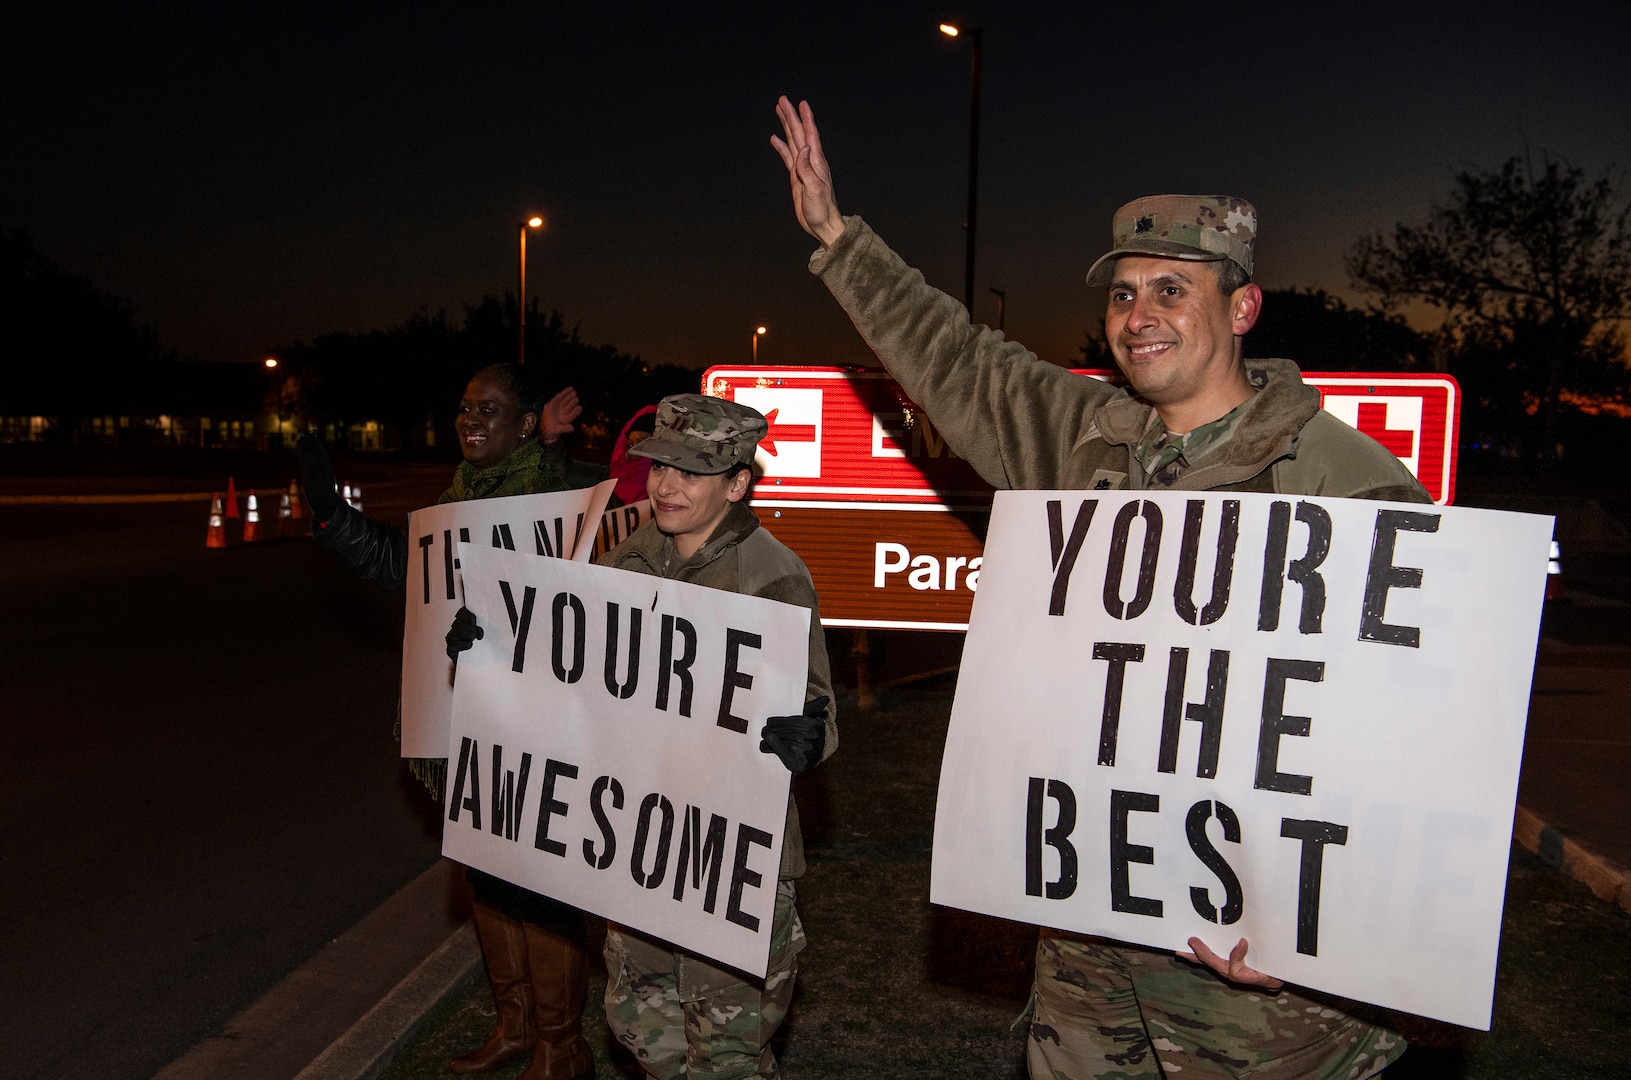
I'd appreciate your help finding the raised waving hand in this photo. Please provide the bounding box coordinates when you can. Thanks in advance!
[771,96,846,249]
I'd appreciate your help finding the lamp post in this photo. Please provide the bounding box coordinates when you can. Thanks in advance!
[939,22,982,315]
[989,287,1006,332]
[518,215,544,364]
[752,325,767,363]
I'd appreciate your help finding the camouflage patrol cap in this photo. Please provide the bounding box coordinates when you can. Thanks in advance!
[626,393,768,475]
[1085,195,1258,286]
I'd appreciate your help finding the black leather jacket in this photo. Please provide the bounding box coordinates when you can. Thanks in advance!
[313,502,408,587]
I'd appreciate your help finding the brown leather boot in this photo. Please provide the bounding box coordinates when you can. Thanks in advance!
[450,900,535,1073]
[516,915,594,1080]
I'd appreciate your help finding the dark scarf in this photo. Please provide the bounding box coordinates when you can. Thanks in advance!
[439,438,565,503]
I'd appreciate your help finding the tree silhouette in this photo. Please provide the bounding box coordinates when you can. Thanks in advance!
[0,230,167,438]
[1348,156,1631,458]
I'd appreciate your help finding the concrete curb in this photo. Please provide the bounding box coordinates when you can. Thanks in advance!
[1513,804,1631,915]
[293,922,482,1080]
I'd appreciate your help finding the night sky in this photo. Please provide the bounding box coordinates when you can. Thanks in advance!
[4,2,1628,372]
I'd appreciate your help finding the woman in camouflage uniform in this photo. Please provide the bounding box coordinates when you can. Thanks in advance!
[597,394,837,1080]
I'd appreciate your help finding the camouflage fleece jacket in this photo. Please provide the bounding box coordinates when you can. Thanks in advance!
[810,216,1430,504]
[599,501,837,880]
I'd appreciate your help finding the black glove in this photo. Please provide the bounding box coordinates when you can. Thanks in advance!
[759,695,830,775]
[295,431,341,523]
[446,606,485,660]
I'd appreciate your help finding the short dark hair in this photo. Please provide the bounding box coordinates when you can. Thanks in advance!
[471,363,547,413]
[1209,258,1251,296]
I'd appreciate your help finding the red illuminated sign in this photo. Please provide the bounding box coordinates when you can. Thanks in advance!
[703,366,1461,629]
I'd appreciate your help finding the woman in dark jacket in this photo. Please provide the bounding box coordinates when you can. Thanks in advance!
[297,363,600,1080]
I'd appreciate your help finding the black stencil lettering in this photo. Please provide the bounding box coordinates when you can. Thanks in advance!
[1091,643,1146,766]
[500,581,538,674]
[1024,778,1079,899]
[657,614,697,716]
[443,529,457,599]
[533,517,564,558]
[672,806,729,912]
[1289,503,1333,633]
[1280,818,1350,955]
[1186,800,1244,925]
[603,603,642,700]
[1109,789,1163,917]
[1103,501,1162,620]
[489,744,533,842]
[447,736,482,830]
[418,533,436,604]
[1255,658,1325,795]
[551,592,586,683]
[1258,501,1292,631]
[726,824,775,932]
[1157,648,1230,778]
[717,628,762,733]
[1046,499,1098,616]
[1359,509,1440,648]
[583,775,624,870]
[1173,499,1240,625]
[491,522,516,551]
[1259,502,1333,633]
[1025,779,1044,896]
[629,793,675,890]
[533,758,579,857]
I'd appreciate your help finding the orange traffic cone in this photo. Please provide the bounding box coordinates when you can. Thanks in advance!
[287,479,305,522]
[225,477,240,519]
[205,494,230,549]
[242,492,272,543]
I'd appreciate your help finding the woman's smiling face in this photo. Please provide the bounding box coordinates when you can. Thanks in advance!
[455,370,536,468]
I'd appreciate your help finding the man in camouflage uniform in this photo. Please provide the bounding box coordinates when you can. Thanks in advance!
[599,394,837,1079]
[771,97,1425,1078]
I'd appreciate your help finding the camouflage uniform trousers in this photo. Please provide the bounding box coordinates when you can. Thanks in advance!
[605,879,804,1079]
[1028,930,1404,1079]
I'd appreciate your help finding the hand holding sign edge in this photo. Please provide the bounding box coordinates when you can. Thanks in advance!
[760,695,830,774]
[445,605,484,661]
[1177,937,1285,991]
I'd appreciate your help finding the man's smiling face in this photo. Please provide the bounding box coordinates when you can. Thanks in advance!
[1104,256,1259,428]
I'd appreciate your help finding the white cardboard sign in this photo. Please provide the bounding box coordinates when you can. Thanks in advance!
[590,498,655,562]
[443,545,810,977]
[930,490,1551,1029]
[399,482,614,757]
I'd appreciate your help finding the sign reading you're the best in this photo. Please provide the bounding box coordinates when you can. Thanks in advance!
[930,490,1550,1029]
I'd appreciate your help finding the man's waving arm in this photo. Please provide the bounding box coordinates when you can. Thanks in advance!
[771,96,846,250]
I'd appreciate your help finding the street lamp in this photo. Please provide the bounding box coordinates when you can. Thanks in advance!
[752,325,767,363]
[988,287,1006,333]
[518,215,544,364]
[263,356,278,369]
[939,22,983,315]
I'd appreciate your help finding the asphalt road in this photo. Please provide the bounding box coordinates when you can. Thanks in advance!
[0,499,447,1080]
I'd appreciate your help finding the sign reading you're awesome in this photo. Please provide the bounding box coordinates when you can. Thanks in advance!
[444,545,811,977]
[930,490,1551,1029]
